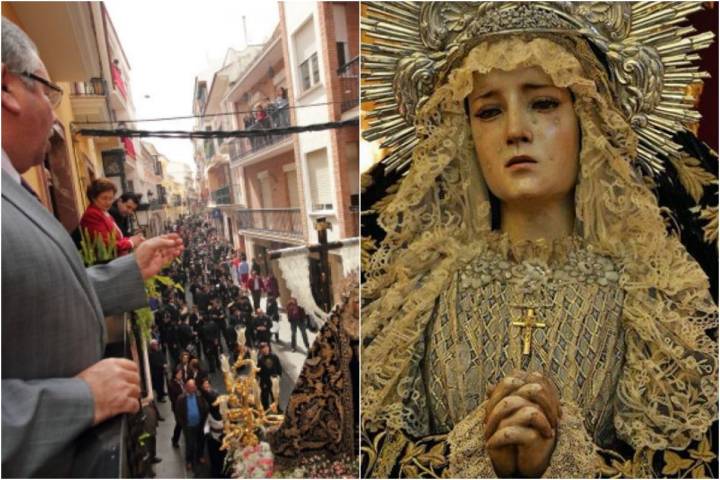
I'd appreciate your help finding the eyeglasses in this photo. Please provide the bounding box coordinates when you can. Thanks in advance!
[20,72,63,108]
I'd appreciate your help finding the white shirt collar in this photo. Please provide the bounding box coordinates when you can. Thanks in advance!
[1,149,22,185]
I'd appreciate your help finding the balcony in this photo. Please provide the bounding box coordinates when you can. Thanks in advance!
[72,78,107,96]
[211,186,232,205]
[236,208,303,239]
[70,78,111,123]
[228,105,292,164]
[70,311,156,477]
[109,63,133,117]
[337,56,359,113]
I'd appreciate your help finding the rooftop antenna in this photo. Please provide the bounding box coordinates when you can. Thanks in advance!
[242,15,249,47]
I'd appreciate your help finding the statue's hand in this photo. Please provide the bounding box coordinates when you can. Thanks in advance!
[484,371,560,477]
[487,413,556,477]
[484,370,527,476]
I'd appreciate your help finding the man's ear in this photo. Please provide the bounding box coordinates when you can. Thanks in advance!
[1,64,22,115]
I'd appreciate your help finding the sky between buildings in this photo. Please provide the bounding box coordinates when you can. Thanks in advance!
[104,0,281,175]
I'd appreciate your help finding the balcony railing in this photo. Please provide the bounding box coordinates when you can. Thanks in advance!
[229,104,292,162]
[211,186,231,205]
[71,78,107,96]
[71,311,156,477]
[337,56,359,113]
[236,208,303,238]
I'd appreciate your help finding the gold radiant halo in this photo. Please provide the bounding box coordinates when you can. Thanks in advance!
[361,2,713,177]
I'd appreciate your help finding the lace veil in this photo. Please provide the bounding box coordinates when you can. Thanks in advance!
[362,35,718,453]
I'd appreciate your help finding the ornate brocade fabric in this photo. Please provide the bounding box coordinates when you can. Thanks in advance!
[424,236,625,446]
[268,309,356,465]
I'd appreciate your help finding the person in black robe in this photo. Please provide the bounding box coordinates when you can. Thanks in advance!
[148,339,168,403]
[257,342,283,410]
[253,308,273,346]
[266,295,280,342]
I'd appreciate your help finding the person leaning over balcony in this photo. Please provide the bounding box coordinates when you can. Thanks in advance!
[109,191,141,237]
[1,17,185,477]
[80,178,145,257]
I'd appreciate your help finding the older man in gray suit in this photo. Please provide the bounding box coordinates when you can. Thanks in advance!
[1,18,184,477]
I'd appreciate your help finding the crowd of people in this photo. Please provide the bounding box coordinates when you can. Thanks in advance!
[144,214,314,475]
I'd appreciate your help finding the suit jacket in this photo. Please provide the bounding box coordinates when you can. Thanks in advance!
[168,379,184,414]
[80,203,133,255]
[1,170,147,477]
[245,274,264,293]
[108,202,131,237]
[174,393,209,428]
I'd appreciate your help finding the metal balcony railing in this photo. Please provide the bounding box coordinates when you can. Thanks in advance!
[71,311,156,477]
[236,208,303,238]
[229,105,292,162]
[211,186,231,205]
[337,56,359,113]
[71,78,108,96]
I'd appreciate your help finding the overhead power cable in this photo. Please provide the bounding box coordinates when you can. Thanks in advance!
[71,99,359,125]
[76,118,358,140]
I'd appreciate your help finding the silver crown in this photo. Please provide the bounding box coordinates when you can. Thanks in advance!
[362,2,714,176]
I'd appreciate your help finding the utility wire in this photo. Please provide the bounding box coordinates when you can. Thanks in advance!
[70,99,359,125]
[77,118,358,139]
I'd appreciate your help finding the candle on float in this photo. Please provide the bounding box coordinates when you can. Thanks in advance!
[220,353,230,373]
[236,326,246,348]
[271,376,280,405]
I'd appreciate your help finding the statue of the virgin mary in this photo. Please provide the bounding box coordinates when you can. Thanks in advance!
[361,2,718,478]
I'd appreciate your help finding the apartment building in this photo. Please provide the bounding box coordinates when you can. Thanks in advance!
[2,2,145,232]
[220,25,306,269]
[280,1,359,244]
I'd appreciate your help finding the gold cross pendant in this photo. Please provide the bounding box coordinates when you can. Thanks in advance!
[511,308,546,357]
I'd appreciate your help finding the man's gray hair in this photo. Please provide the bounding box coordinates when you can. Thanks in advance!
[2,17,42,80]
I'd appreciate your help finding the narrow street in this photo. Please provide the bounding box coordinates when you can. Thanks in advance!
[153,294,316,478]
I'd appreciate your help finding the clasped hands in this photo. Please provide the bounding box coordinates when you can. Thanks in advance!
[484,370,561,477]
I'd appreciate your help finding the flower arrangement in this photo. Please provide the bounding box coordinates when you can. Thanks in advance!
[232,442,274,479]
[273,453,359,478]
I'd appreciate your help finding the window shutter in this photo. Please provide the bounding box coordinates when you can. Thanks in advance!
[286,168,300,208]
[307,149,332,211]
[258,173,273,209]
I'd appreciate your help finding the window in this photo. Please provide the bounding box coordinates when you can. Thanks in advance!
[299,53,320,91]
[258,171,273,209]
[337,42,347,69]
[285,166,300,208]
[306,149,333,211]
[232,166,243,204]
[294,18,321,93]
[204,126,215,158]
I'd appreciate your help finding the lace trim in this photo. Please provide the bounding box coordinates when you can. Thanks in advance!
[446,403,496,478]
[363,35,718,455]
[543,402,598,478]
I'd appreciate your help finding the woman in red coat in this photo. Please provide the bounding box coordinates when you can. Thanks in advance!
[80,178,143,256]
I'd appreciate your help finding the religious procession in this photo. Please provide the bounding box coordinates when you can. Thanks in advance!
[2,0,359,478]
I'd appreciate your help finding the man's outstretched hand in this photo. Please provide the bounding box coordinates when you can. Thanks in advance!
[134,233,184,280]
